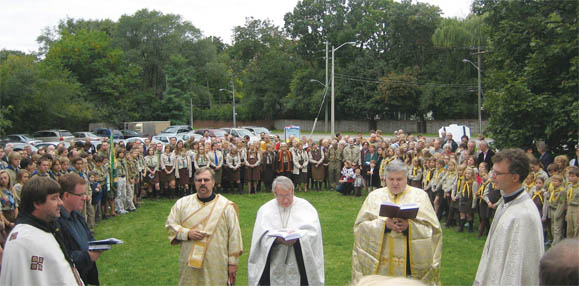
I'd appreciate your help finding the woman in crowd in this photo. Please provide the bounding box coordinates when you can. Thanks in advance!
[261,143,276,193]
[160,145,176,198]
[245,143,261,194]
[174,141,191,196]
[309,142,325,191]
[0,170,17,238]
[225,146,242,194]
[144,146,160,199]
[292,141,308,192]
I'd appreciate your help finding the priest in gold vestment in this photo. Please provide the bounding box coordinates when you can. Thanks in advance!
[166,167,243,286]
[352,160,442,285]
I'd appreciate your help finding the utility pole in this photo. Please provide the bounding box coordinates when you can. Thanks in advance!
[325,41,328,133]
[476,46,482,135]
[231,75,236,128]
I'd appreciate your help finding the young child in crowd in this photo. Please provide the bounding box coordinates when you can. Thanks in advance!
[367,160,380,192]
[353,167,365,197]
[337,161,355,196]
[408,157,423,189]
[565,166,579,239]
[546,174,566,245]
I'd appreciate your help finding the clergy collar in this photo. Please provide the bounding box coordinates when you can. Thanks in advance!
[16,212,57,233]
[503,187,525,204]
[197,193,216,203]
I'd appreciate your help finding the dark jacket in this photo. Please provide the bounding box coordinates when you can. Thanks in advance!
[477,149,495,169]
[57,206,99,285]
[540,151,554,172]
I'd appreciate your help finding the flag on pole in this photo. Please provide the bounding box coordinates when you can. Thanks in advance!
[109,130,118,191]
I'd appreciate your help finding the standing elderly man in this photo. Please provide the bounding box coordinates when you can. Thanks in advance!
[248,176,324,286]
[165,167,243,286]
[58,173,101,285]
[0,176,83,285]
[474,149,544,285]
[476,140,495,169]
[343,138,361,166]
[352,160,442,285]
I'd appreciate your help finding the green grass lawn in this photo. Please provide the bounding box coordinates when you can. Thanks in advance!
[95,190,485,285]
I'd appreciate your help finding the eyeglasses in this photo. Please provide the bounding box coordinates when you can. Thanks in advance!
[68,192,86,197]
[274,192,293,199]
[490,170,511,177]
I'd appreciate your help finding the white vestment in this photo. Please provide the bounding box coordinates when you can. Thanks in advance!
[0,224,83,286]
[474,191,544,286]
[248,197,325,286]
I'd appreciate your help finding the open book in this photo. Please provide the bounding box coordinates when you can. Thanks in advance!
[88,238,124,251]
[379,202,419,219]
[268,230,302,241]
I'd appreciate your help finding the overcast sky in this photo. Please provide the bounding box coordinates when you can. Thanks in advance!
[0,0,472,53]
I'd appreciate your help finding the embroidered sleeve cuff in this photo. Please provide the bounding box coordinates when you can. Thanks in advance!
[177,227,191,241]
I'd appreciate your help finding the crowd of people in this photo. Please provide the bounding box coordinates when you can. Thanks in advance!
[0,127,578,285]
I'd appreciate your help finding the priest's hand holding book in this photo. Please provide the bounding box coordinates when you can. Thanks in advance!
[379,202,418,233]
[386,218,409,233]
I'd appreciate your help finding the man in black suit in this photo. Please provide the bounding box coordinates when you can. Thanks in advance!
[477,140,495,168]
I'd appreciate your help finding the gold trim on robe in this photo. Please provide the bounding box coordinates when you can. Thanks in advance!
[352,186,442,285]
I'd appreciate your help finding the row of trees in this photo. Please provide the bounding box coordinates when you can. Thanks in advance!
[0,0,576,153]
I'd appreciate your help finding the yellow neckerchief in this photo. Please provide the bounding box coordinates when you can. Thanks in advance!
[567,182,579,201]
[425,168,435,184]
[524,181,534,190]
[462,179,473,198]
[385,156,395,165]
[412,165,421,176]
[532,188,544,204]
[456,176,464,193]
[478,180,489,202]
[435,168,445,180]
[549,185,563,203]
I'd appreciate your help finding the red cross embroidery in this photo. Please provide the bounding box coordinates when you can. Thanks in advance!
[30,256,44,271]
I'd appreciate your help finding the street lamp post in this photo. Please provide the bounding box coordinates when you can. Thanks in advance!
[219,83,236,128]
[331,41,356,136]
[463,49,483,135]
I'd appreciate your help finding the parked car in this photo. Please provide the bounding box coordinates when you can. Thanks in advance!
[221,128,260,143]
[73,132,102,144]
[125,137,147,145]
[242,126,275,140]
[5,142,38,153]
[159,125,193,136]
[194,129,228,139]
[180,131,202,142]
[2,134,43,146]
[91,128,124,141]
[32,129,74,143]
[120,129,144,139]
[35,141,72,150]
[152,135,171,144]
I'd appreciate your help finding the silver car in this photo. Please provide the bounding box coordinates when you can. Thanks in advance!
[32,129,74,143]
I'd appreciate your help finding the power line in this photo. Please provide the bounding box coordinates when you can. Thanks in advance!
[334,73,477,89]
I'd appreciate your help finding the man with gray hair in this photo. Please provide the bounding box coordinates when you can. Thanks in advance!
[539,239,579,285]
[248,176,324,286]
[352,160,442,285]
